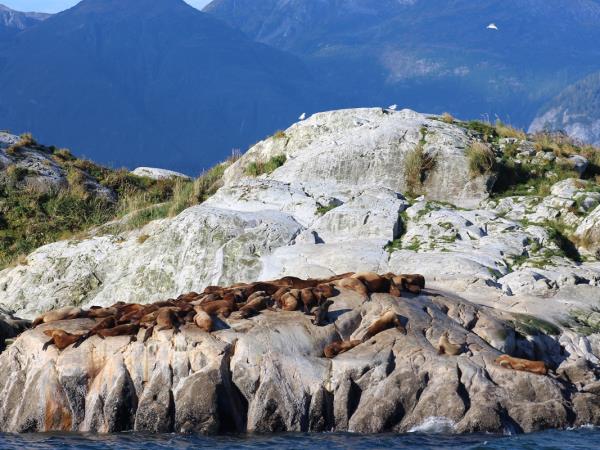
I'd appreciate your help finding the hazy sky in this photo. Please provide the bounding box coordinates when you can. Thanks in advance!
[3,0,211,13]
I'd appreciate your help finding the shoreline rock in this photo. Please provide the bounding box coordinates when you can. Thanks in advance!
[0,277,598,434]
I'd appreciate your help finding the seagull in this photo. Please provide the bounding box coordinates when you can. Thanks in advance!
[388,104,398,111]
[487,23,499,30]
[298,112,306,121]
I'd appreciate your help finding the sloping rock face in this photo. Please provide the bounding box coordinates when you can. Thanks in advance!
[1,287,598,434]
[0,132,116,201]
[223,108,494,209]
[1,109,599,328]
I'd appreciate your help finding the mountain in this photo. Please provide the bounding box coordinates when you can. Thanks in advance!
[0,4,49,38]
[205,0,600,127]
[529,72,600,146]
[0,0,325,173]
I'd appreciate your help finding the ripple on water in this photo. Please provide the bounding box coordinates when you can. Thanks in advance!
[0,428,599,450]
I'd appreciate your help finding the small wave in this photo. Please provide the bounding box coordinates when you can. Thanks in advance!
[408,416,456,434]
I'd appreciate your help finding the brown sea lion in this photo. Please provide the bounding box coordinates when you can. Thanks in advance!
[312,299,334,326]
[363,310,406,341]
[240,294,271,314]
[73,316,117,348]
[352,272,390,293]
[315,283,338,300]
[393,274,426,294]
[203,286,225,295]
[96,323,140,340]
[85,306,119,319]
[32,307,83,327]
[279,289,301,311]
[272,276,319,289]
[333,277,369,297]
[322,272,356,283]
[437,331,463,356]
[156,307,182,333]
[193,307,213,332]
[199,299,235,317]
[495,355,548,375]
[177,292,202,303]
[324,340,361,358]
[300,288,319,313]
[43,329,84,351]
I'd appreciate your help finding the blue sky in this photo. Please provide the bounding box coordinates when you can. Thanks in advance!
[3,0,211,13]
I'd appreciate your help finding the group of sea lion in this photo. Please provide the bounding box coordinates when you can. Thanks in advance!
[33,272,424,352]
[30,272,548,376]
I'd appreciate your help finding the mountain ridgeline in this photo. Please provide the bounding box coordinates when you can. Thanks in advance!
[0,0,327,174]
[2,0,600,172]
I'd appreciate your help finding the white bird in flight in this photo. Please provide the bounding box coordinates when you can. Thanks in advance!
[487,23,499,31]
[388,104,398,111]
[299,112,306,120]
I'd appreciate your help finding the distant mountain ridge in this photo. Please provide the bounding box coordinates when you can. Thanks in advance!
[205,0,600,128]
[0,0,326,173]
[0,3,49,37]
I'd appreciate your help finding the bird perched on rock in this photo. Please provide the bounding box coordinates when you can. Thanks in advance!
[299,112,306,120]
[388,104,397,111]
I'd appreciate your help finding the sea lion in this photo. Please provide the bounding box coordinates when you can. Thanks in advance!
[279,289,301,311]
[272,286,290,304]
[495,355,548,375]
[96,323,140,340]
[239,294,271,318]
[312,299,334,326]
[85,306,119,319]
[43,329,84,351]
[203,286,225,295]
[272,276,319,289]
[73,316,117,348]
[193,307,213,332]
[363,310,406,341]
[32,307,83,327]
[199,299,235,317]
[323,340,361,358]
[300,288,319,313]
[314,283,338,302]
[437,331,463,356]
[156,307,182,333]
[333,277,369,297]
[352,272,390,293]
[393,274,425,294]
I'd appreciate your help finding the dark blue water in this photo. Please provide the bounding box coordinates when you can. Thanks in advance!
[0,429,598,450]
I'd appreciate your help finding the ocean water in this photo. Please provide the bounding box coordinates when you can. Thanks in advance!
[0,428,598,450]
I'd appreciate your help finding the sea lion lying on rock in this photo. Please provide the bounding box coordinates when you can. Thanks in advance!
[495,354,548,375]
[333,277,369,297]
[312,300,334,326]
[193,307,213,332]
[352,272,391,293]
[43,329,85,351]
[437,331,463,356]
[324,340,361,358]
[363,310,406,341]
[32,307,84,327]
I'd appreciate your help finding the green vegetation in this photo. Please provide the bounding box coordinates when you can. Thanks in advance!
[511,313,561,336]
[562,308,600,336]
[6,133,37,155]
[316,202,338,215]
[245,154,287,177]
[466,141,496,177]
[0,135,238,268]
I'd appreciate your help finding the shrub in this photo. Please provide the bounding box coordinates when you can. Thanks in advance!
[440,112,455,124]
[466,142,496,177]
[316,203,337,215]
[404,144,436,194]
[495,120,526,140]
[273,130,287,140]
[5,133,37,155]
[246,154,287,177]
[52,148,76,162]
[137,234,150,244]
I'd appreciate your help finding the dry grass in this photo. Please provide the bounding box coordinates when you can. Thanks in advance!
[495,120,527,140]
[440,112,455,124]
[405,144,436,194]
[466,142,496,177]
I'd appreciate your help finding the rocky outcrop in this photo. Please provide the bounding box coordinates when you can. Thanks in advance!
[0,284,598,434]
[0,132,116,201]
[222,108,495,209]
[131,167,192,181]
